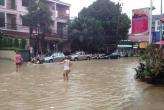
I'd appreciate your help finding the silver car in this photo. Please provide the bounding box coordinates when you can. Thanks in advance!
[44,52,65,63]
[70,51,91,61]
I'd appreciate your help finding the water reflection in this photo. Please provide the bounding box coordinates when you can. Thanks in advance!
[0,58,164,110]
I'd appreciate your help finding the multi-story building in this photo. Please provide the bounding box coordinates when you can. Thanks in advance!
[152,14,164,42]
[152,14,164,32]
[0,0,70,52]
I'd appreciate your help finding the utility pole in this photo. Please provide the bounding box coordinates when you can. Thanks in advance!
[160,0,163,48]
[149,0,153,44]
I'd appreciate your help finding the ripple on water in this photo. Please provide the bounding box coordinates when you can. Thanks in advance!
[0,58,164,110]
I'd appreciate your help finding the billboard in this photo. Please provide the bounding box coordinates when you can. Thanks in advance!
[132,8,150,34]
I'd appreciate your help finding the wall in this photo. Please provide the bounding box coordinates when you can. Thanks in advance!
[0,50,16,61]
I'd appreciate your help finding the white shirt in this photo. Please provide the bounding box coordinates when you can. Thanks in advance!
[64,59,70,70]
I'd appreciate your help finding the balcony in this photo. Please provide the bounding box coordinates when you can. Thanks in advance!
[57,22,68,40]
[6,0,17,10]
[6,14,17,30]
[56,3,70,23]
[6,23,17,30]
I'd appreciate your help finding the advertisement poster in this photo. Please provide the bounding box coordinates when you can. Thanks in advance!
[132,8,149,34]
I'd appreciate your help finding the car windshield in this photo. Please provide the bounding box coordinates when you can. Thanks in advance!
[112,52,118,55]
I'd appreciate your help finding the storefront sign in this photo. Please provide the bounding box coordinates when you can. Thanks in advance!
[139,42,148,48]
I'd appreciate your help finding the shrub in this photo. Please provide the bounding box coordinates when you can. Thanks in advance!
[20,39,26,49]
[135,44,164,83]
[14,38,19,47]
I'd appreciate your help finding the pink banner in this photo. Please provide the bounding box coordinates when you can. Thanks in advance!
[131,8,149,34]
[132,16,148,34]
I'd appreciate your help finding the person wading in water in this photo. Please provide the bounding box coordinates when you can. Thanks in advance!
[15,51,23,72]
[60,56,72,81]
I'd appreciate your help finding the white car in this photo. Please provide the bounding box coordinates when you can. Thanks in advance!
[70,51,91,61]
[44,52,65,63]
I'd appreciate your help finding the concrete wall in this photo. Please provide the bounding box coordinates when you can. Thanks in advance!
[0,50,16,61]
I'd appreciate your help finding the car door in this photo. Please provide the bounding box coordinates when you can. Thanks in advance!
[79,52,84,60]
[57,53,65,62]
[81,52,86,60]
[52,53,57,61]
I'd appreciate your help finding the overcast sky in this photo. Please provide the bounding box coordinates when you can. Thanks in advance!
[62,0,163,18]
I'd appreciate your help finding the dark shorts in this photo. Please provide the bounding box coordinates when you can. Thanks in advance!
[16,62,21,65]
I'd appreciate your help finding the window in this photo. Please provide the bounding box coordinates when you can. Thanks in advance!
[0,0,4,6]
[52,6,55,10]
[22,0,29,7]
[22,16,28,26]
[157,26,160,31]
[0,12,5,27]
[152,21,155,27]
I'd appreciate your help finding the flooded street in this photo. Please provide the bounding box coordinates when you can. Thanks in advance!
[0,58,164,110]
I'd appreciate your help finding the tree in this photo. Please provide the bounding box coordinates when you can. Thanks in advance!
[69,0,131,53]
[25,0,53,54]
[69,17,105,53]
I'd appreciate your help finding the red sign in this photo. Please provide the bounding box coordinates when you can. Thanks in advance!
[132,16,148,34]
[131,8,149,34]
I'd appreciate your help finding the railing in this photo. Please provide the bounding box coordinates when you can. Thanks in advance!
[56,16,69,21]
[6,23,17,30]
[7,5,17,10]
[0,23,29,31]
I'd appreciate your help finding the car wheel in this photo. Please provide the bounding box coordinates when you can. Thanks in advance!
[74,58,78,61]
[87,57,91,60]
[49,59,53,63]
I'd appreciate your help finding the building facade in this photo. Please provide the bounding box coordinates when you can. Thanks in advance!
[152,14,164,42]
[152,14,164,32]
[0,0,70,53]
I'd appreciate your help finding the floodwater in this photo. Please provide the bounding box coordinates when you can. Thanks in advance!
[0,58,164,110]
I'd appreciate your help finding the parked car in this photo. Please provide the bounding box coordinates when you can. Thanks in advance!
[101,54,110,59]
[44,52,65,63]
[109,52,120,59]
[92,54,106,59]
[70,51,92,61]
[31,54,44,64]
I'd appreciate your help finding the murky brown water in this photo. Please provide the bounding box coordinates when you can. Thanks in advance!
[0,58,164,110]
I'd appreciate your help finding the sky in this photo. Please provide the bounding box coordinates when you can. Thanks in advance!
[61,0,163,18]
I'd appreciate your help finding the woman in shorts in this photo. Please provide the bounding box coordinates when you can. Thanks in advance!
[60,56,72,81]
[15,52,23,72]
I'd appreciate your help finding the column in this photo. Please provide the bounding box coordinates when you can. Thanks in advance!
[4,12,7,29]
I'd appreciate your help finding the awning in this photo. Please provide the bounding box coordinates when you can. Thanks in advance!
[118,45,132,48]
[155,41,164,45]
[160,17,164,23]
[129,35,149,41]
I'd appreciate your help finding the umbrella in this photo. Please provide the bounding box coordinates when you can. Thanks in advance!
[155,41,164,45]
[160,17,164,23]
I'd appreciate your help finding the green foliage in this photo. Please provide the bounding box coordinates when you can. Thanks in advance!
[24,0,53,53]
[0,47,28,52]
[0,35,28,50]
[69,17,105,53]
[69,0,131,53]
[14,38,19,48]
[0,36,2,47]
[135,44,164,82]
[20,39,27,49]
